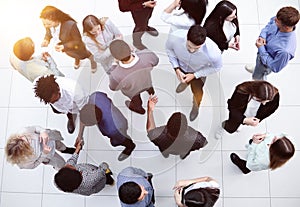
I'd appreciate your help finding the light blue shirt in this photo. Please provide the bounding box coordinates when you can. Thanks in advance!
[117,167,154,207]
[246,133,286,171]
[258,17,297,73]
[165,29,222,79]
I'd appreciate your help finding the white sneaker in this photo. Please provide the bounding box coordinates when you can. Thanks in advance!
[215,126,226,139]
[245,64,254,73]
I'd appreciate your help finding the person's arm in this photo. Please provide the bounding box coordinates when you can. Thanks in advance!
[108,66,119,91]
[163,0,180,13]
[146,95,158,132]
[67,140,83,166]
[173,176,214,190]
[165,36,180,68]
[174,188,185,207]
[71,81,88,111]
[226,90,249,125]
[255,93,280,121]
[106,18,123,41]
[259,17,275,40]
[75,121,85,147]
[41,28,52,47]
[258,46,291,73]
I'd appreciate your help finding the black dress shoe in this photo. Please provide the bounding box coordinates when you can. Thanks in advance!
[146,26,159,36]
[180,152,190,160]
[67,119,76,134]
[125,100,145,114]
[118,143,136,161]
[147,87,155,95]
[61,147,76,154]
[162,152,169,158]
[230,153,251,174]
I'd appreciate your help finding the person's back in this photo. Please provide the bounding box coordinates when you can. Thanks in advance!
[10,37,64,82]
[109,49,159,99]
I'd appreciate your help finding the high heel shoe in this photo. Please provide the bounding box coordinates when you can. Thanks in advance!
[74,59,80,69]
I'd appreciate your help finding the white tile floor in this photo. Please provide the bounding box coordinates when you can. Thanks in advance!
[0,0,299,206]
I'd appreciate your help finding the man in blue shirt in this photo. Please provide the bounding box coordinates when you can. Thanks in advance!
[117,167,155,207]
[245,7,300,80]
[77,91,136,161]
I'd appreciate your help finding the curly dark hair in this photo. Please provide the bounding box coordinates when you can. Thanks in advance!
[34,75,59,104]
[54,166,82,192]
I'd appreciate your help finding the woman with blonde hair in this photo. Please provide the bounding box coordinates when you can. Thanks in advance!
[215,81,280,139]
[230,133,295,174]
[5,126,75,170]
[82,15,123,74]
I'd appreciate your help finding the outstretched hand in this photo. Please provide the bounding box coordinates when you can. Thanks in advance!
[148,95,158,112]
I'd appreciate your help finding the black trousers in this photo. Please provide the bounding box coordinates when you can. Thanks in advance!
[131,7,154,45]
[50,104,76,121]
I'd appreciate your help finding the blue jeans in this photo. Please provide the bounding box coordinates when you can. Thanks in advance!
[252,54,272,80]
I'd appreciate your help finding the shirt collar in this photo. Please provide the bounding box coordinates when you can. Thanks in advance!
[119,53,139,68]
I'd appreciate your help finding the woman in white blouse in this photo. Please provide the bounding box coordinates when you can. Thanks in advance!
[204,0,240,52]
[230,133,295,174]
[173,176,220,207]
[82,15,123,74]
[5,126,75,170]
[161,0,208,33]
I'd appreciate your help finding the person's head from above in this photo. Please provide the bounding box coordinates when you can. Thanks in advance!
[180,0,209,24]
[269,136,295,170]
[186,25,207,53]
[54,165,82,192]
[238,81,278,105]
[79,104,103,126]
[275,7,300,32]
[167,112,188,137]
[183,187,220,207]
[82,15,104,38]
[109,39,131,62]
[34,75,61,104]
[13,37,34,61]
[118,181,148,204]
[5,134,34,164]
[207,0,237,23]
[40,5,75,28]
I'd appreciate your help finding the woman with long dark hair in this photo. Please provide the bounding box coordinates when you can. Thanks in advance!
[204,0,240,51]
[161,0,208,32]
[215,81,280,139]
[40,6,97,72]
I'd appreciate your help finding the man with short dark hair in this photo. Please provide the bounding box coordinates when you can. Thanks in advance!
[117,167,155,207]
[34,75,88,134]
[146,95,208,159]
[109,39,159,115]
[166,25,222,121]
[245,6,300,80]
[77,91,136,161]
